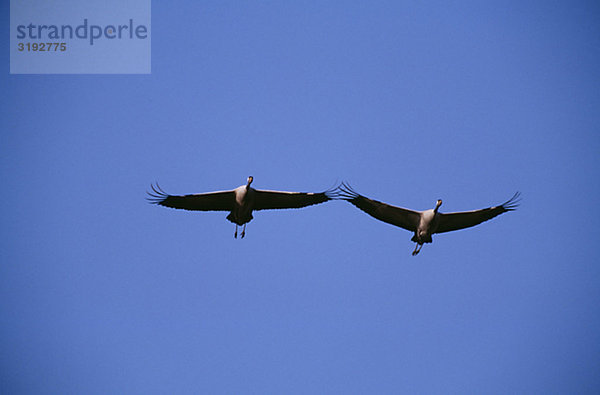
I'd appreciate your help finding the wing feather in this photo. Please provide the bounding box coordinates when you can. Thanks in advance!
[338,183,420,232]
[435,192,521,234]
[252,188,335,210]
[147,183,235,211]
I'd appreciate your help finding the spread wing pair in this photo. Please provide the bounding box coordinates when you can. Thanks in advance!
[147,176,337,239]
[338,183,520,255]
[147,177,520,254]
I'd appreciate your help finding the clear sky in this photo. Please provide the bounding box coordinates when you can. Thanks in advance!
[2,1,599,393]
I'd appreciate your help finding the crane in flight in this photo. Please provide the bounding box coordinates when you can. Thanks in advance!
[148,176,336,238]
[339,183,520,255]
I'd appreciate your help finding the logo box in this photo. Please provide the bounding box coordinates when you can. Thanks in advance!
[10,0,151,74]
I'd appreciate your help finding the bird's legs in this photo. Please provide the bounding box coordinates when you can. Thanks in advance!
[412,243,422,256]
[234,224,246,239]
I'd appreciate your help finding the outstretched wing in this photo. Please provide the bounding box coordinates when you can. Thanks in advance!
[338,183,420,232]
[252,187,336,211]
[147,183,235,211]
[435,192,521,234]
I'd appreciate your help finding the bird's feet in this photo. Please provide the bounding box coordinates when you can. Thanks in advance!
[412,245,421,256]
[240,231,245,239]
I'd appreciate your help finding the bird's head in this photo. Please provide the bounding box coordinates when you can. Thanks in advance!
[247,176,254,186]
[435,199,443,211]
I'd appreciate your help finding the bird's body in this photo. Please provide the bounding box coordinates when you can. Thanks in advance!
[413,207,439,244]
[148,176,335,238]
[226,184,254,226]
[339,183,520,255]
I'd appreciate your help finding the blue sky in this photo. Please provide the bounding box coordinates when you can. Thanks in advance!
[2,1,599,393]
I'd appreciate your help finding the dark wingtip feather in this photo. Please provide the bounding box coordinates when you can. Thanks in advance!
[324,186,341,200]
[322,180,343,200]
[146,183,169,205]
[337,181,361,201]
[502,191,521,211]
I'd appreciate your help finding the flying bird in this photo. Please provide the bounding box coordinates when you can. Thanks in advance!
[147,176,336,238]
[339,183,520,255]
